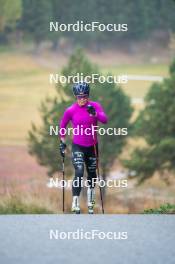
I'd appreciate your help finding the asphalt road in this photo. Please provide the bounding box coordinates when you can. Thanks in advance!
[0,215,174,264]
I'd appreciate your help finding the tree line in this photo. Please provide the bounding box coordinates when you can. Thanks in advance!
[0,0,175,49]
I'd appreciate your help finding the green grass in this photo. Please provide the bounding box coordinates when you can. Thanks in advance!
[0,45,14,53]
[0,197,54,214]
[143,203,175,214]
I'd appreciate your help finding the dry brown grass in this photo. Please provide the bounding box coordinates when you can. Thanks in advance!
[1,174,175,214]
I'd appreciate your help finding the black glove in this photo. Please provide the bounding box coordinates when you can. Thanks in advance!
[87,105,96,116]
[59,141,67,157]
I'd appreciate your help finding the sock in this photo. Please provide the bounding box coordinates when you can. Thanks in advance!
[87,187,95,206]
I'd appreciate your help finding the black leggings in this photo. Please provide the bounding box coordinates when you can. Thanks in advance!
[71,143,98,196]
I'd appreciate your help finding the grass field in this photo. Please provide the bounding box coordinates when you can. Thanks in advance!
[0,53,56,144]
[0,51,169,145]
[103,64,168,98]
[103,64,168,76]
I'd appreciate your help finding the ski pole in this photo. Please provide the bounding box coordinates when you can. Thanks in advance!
[62,156,65,213]
[92,127,104,214]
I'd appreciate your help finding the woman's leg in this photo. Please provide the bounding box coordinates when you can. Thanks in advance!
[85,145,98,213]
[85,144,98,188]
[72,143,85,196]
[71,144,85,213]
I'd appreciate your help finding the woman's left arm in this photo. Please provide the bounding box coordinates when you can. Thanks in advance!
[96,103,108,124]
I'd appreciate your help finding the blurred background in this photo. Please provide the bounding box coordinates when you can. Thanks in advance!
[0,0,175,214]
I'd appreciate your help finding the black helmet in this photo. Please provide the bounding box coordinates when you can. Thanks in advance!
[73,82,90,96]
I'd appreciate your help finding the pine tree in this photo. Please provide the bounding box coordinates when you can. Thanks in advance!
[0,0,22,32]
[124,59,175,183]
[20,0,52,44]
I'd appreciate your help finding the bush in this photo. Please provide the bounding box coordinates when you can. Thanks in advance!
[143,203,175,214]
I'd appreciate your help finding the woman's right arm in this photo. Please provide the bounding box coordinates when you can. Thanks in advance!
[59,108,71,142]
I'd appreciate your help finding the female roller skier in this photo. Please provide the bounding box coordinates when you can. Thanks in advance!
[59,82,108,214]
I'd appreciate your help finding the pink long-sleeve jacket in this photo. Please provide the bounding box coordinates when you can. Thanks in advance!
[59,100,108,147]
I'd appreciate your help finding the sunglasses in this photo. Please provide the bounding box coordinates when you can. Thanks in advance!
[76,95,89,99]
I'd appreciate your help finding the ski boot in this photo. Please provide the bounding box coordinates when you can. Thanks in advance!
[87,187,95,214]
[71,196,80,214]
